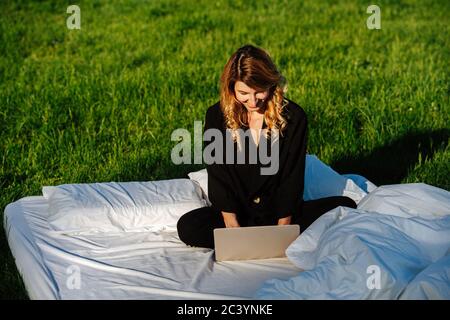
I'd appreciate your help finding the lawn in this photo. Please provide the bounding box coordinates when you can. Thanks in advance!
[0,0,448,299]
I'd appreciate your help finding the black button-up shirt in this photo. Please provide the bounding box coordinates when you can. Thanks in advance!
[204,98,308,226]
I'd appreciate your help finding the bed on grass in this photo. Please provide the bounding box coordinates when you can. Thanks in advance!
[4,156,449,299]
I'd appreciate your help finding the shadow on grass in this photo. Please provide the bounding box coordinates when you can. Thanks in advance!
[331,129,450,186]
[0,238,28,300]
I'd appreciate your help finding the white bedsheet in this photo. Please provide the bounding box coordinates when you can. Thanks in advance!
[4,196,301,300]
[255,183,450,300]
[10,176,446,300]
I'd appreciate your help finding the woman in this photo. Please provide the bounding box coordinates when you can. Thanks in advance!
[177,44,356,249]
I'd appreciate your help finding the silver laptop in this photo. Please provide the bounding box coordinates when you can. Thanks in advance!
[213,224,300,261]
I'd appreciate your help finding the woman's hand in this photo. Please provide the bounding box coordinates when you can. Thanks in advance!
[278,215,292,225]
[221,211,240,228]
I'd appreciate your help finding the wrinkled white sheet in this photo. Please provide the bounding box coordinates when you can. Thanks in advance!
[4,196,301,300]
[255,183,450,300]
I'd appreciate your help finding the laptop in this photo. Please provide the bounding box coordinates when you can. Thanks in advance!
[213,224,300,261]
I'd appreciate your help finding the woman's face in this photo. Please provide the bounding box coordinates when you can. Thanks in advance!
[234,81,269,112]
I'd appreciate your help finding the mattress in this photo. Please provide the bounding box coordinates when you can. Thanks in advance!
[4,196,302,300]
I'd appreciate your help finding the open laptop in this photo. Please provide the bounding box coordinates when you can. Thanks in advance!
[213,224,300,261]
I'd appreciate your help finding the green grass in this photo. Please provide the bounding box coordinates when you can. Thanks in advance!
[1,0,449,299]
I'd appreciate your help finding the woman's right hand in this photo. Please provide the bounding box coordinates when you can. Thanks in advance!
[221,211,240,228]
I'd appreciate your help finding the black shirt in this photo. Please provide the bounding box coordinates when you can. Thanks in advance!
[233,118,266,197]
[204,98,308,226]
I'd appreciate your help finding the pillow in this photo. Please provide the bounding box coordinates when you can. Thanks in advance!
[187,155,369,205]
[303,155,368,203]
[187,169,211,206]
[43,179,207,234]
[357,183,450,219]
[342,174,377,193]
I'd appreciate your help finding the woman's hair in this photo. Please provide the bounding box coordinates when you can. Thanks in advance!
[219,44,288,147]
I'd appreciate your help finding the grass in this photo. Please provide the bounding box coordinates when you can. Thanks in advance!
[0,0,449,299]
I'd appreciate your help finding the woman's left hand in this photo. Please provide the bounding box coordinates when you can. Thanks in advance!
[277,215,292,225]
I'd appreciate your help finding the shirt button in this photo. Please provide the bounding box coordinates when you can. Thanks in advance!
[253,197,260,204]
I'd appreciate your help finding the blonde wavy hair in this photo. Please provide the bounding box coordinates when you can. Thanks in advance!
[219,44,288,149]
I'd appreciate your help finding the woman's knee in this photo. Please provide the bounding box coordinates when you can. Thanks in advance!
[176,210,197,245]
[176,206,220,248]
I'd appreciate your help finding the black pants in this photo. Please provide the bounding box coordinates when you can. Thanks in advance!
[177,196,356,249]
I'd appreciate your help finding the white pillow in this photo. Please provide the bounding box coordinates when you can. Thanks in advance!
[187,169,211,206]
[187,155,369,204]
[357,183,450,219]
[43,179,207,234]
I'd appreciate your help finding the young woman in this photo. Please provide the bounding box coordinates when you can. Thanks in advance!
[177,44,356,249]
